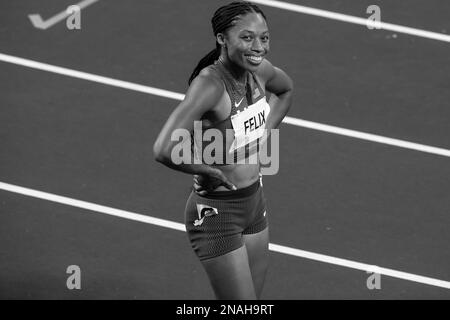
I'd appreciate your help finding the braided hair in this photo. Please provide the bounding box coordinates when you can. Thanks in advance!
[188,1,267,85]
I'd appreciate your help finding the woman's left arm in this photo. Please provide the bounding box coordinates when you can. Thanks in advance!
[258,59,294,130]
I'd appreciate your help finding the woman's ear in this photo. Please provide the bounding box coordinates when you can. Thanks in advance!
[216,33,226,46]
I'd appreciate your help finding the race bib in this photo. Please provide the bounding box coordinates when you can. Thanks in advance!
[229,98,271,152]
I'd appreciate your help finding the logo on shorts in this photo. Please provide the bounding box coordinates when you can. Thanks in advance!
[194,204,218,226]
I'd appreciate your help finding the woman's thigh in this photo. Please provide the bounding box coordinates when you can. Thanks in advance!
[201,245,256,300]
[243,227,269,299]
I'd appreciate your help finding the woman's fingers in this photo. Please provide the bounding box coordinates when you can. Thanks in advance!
[212,170,237,190]
[193,174,201,184]
[222,179,237,190]
[193,182,208,195]
[193,169,237,194]
[193,183,202,191]
[193,175,210,195]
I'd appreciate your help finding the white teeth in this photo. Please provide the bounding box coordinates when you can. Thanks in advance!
[247,56,263,63]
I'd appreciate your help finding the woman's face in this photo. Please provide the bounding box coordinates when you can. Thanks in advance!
[221,12,270,72]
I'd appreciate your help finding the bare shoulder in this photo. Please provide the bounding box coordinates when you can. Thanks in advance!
[255,59,293,95]
[198,65,223,84]
[183,66,225,113]
[255,58,276,85]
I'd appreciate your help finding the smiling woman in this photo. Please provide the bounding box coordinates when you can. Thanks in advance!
[153,1,293,300]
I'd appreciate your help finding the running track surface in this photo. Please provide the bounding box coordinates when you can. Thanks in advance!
[1,0,449,299]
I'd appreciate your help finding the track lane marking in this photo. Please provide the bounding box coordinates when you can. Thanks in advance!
[1,52,449,158]
[1,181,449,290]
[249,0,450,43]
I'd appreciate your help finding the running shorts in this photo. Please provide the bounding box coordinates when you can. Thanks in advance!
[184,177,268,261]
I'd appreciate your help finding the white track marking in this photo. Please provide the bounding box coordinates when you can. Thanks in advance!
[0,53,184,101]
[284,117,450,157]
[0,182,185,232]
[0,181,449,290]
[270,244,450,290]
[1,52,449,158]
[250,0,450,43]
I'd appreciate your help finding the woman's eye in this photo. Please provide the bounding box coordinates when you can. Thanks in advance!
[242,36,252,41]
[261,36,269,42]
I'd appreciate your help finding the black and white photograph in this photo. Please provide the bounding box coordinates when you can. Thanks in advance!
[1,0,449,304]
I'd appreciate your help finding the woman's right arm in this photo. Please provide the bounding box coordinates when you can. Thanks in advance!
[153,73,236,190]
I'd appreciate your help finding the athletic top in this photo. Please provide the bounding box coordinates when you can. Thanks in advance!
[193,59,271,165]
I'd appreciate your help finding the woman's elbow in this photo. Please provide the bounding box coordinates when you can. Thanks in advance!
[286,77,294,94]
[153,140,169,163]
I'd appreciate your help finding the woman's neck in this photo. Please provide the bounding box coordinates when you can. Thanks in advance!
[218,55,248,84]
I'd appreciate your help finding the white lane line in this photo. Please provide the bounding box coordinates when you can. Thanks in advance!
[0,181,185,232]
[1,181,449,290]
[0,53,184,101]
[284,117,450,158]
[1,52,450,158]
[250,0,450,43]
[270,244,450,290]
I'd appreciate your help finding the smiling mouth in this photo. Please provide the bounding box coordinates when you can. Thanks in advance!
[245,55,264,64]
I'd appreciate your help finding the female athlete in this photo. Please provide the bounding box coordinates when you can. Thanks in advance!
[153,1,293,299]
